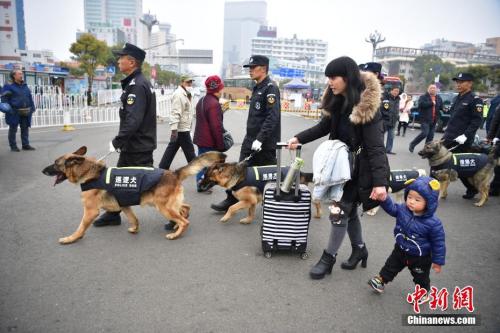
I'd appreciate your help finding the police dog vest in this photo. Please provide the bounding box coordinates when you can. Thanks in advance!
[389,170,421,193]
[432,153,488,178]
[232,165,290,193]
[80,167,164,207]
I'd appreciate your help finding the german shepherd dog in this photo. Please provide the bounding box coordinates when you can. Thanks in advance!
[418,140,499,206]
[199,160,319,224]
[42,146,225,244]
[365,169,427,216]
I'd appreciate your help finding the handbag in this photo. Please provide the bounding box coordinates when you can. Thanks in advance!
[222,130,234,152]
[202,96,233,152]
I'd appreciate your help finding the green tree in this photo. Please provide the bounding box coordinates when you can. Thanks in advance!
[412,55,456,91]
[466,65,491,93]
[70,34,108,105]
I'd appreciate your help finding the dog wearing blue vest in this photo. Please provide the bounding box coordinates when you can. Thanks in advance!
[366,168,427,216]
[199,159,316,224]
[42,146,226,244]
[418,140,499,206]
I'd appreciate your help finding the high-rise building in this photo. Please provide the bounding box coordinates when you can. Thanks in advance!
[83,0,142,44]
[0,0,24,64]
[149,23,178,68]
[222,1,267,77]
[77,23,126,46]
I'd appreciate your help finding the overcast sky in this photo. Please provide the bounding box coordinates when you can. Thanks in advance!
[24,0,500,75]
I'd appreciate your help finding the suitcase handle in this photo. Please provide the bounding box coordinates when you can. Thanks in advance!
[275,142,302,200]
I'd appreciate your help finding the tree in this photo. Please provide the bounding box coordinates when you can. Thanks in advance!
[466,65,491,93]
[412,55,456,92]
[70,34,108,105]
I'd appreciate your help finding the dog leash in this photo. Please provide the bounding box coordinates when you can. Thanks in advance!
[96,151,114,162]
[242,148,261,163]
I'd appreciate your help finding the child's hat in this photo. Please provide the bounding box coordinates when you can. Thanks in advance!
[404,176,440,215]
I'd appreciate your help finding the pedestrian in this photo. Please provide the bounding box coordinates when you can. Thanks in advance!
[381,86,400,154]
[485,94,500,132]
[287,56,390,279]
[93,43,157,227]
[368,176,445,297]
[442,72,483,199]
[193,75,226,190]
[161,87,165,95]
[1,69,36,151]
[360,62,384,83]
[211,55,281,212]
[409,84,443,153]
[480,99,489,129]
[486,103,500,196]
[396,93,412,137]
[158,75,196,170]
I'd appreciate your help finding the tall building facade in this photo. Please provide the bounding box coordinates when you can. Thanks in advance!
[83,0,142,44]
[222,1,267,76]
[0,0,23,64]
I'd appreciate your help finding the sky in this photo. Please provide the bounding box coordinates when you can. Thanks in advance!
[24,0,500,75]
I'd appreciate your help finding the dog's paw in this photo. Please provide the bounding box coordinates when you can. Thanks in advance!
[128,227,139,234]
[474,201,485,207]
[59,236,78,245]
[313,213,322,219]
[165,232,178,240]
[219,216,230,223]
[239,218,253,224]
[439,195,447,200]
[366,210,376,216]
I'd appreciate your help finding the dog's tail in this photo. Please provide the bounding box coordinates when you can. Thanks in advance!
[175,151,226,181]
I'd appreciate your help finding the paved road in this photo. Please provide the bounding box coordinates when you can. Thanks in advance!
[0,110,498,332]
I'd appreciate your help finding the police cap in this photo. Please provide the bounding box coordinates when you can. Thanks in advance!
[243,55,269,68]
[114,43,146,62]
[452,72,474,81]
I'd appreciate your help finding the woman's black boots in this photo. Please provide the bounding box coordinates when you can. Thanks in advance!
[310,250,336,279]
[341,243,368,270]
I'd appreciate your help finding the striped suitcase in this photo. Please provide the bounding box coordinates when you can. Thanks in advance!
[261,143,311,259]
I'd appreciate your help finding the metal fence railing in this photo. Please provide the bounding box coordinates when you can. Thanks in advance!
[0,90,175,130]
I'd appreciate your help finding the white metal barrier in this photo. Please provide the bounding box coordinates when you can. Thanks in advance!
[1,91,174,129]
[97,89,122,105]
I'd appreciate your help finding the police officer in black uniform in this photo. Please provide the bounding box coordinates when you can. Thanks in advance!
[442,72,483,199]
[211,55,281,212]
[94,43,157,226]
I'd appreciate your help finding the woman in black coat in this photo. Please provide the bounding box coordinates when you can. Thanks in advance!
[287,56,390,279]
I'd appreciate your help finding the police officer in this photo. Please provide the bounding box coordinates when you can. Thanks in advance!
[442,72,483,199]
[94,43,157,227]
[380,86,400,154]
[360,62,383,83]
[211,55,281,212]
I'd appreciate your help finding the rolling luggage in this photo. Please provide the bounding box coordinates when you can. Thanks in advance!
[261,143,311,259]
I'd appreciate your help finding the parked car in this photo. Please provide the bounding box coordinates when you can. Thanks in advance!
[409,92,458,131]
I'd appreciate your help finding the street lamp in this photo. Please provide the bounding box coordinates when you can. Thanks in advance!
[365,30,386,62]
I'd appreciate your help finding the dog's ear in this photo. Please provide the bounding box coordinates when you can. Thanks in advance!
[73,146,87,156]
[65,156,85,168]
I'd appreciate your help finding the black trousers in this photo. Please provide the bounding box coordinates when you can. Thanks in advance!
[239,148,277,166]
[379,245,432,291]
[117,151,154,167]
[159,131,196,170]
[397,121,408,135]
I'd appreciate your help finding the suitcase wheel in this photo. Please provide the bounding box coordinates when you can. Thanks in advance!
[300,252,309,260]
[264,251,272,259]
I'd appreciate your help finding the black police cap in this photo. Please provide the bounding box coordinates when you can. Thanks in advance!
[114,43,146,62]
[361,62,382,73]
[452,72,474,81]
[243,55,269,68]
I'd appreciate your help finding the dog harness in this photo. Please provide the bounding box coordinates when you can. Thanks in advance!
[389,170,421,193]
[80,167,164,206]
[231,165,290,193]
[431,153,489,178]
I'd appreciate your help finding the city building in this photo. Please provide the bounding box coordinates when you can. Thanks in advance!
[0,0,25,65]
[76,23,126,46]
[222,0,267,77]
[251,34,328,84]
[149,23,179,69]
[374,40,500,81]
[83,0,142,44]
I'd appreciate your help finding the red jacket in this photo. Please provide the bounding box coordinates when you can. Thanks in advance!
[193,93,225,151]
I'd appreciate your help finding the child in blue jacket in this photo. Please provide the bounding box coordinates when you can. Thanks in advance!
[368,176,446,296]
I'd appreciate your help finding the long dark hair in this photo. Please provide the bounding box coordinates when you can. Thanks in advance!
[321,56,364,115]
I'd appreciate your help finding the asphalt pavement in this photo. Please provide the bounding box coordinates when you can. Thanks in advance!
[0,110,499,333]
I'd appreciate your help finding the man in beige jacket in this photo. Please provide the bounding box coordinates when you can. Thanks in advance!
[159,75,196,170]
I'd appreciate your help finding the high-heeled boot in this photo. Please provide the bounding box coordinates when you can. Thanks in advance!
[309,250,336,279]
[340,243,368,270]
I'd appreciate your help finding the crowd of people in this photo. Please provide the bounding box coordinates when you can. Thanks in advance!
[1,42,499,298]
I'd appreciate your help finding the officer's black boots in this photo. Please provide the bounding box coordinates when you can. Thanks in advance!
[93,211,121,227]
[310,250,336,279]
[211,191,238,212]
[22,145,35,150]
[341,243,368,270]
[164,221,176,231]
[462,189,478,199]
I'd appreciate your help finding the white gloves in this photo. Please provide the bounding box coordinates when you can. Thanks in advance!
[454,134,467,145]
[109,141,117,153]
[493,137,499,145]
[251,140,262,151]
